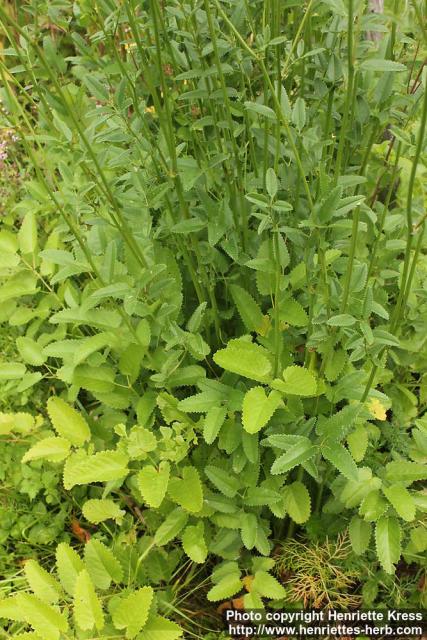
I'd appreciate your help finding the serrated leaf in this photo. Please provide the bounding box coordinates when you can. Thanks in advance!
[315,186,342,224]
[207,573,242,602]
[271,438,317,475]
[138,615,183,640]
[322,439,359,481]
[324,349,347,382]
[84,539,123,590]
[24,560,61,604]
[385,461,427,485]
[112,586,153,638]
[18,211,38,255]
[63,450,129,490]
[240,512,258,550]
[0,362,26,380]
[205,465,240,497]
[229,284,265,333]
[16,593,68,640]
[359,490,388,522]
[349,516,371,555]
[292,97,306,131]
[242,387,281,434]
[0,595,25,621]
[74,570,104,631]
[252,571,286,599]
[266,168,278,198]
[281,299,308,326]
[382,484,416,521]
[55,543,84,596]
[22,437,71,463]
[375,516,401,574]
[274,366,317,396]
[213,340,272,383]
[347,426,368,462]
[137,461,170,508]
[244,101,276,120]
[168,466,203,512]
[182,522,208,563]
[154,508,188,546]
[203,406,227,444]
[327,314,356,327]
[16,337,46,366]
[282,481,311,524]
[178,390,221,413]
[361,58,406,72]
[82,499,125,524]
[47,397,90,446]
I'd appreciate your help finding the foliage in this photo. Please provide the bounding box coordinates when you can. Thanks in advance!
[0,0,426,633]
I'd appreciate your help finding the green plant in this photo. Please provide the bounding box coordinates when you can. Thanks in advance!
[0,0,426,629]
[0,541,183,639]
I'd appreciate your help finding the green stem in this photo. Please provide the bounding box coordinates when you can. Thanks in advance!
[334,0,354,182]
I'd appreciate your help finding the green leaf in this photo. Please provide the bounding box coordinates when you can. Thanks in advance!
[315,186,342,224]
[24,561,61,604]
[360,59,406,72]
[55,543,85,596]
[280,299,308,327]
[138,615,183,640]
[242,387,281,434]
[16,337,46,366]
[375,516,401,574]
[282,481,311,524]
[22,437,71,463]
[359,490,388,522]
[178,390,221,413]
[385,461,427,485]
[349,516,371,555]
[229,284,265,333]
[0,595,25,622]
[84,539,123,590]
[291,97,306,131]
[15,593,68,640]
[271,438,317,475]
[273,366,317,396]
[182,523,208,563]
[205,465,240,497]
[266,168,278,199]
[347,426,368,462]
[207,573,242,602]
[244,101,276,120]
[137,462,170,508]
[82,499,125,524]
[327,314,356,327]
[18,212,38,255]
[382,484,416,522]
[46,397,90,447]
[74,570,104,631]
[252,571,286,599]
[203,406,227,444]
[213,340,272,383]
[168,466,203,513]
[112,587,154,638]
[0,362,26,380]
[322,439,359,481]
[154,508,188,546]
[63,450,129,490]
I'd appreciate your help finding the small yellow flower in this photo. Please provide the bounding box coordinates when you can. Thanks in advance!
[367,397,387,421]
[144,105,156,114]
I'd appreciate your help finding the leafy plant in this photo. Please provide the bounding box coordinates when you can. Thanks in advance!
[0,0,426,630]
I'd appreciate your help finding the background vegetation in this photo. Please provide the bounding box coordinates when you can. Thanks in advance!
[0,0,426,638]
